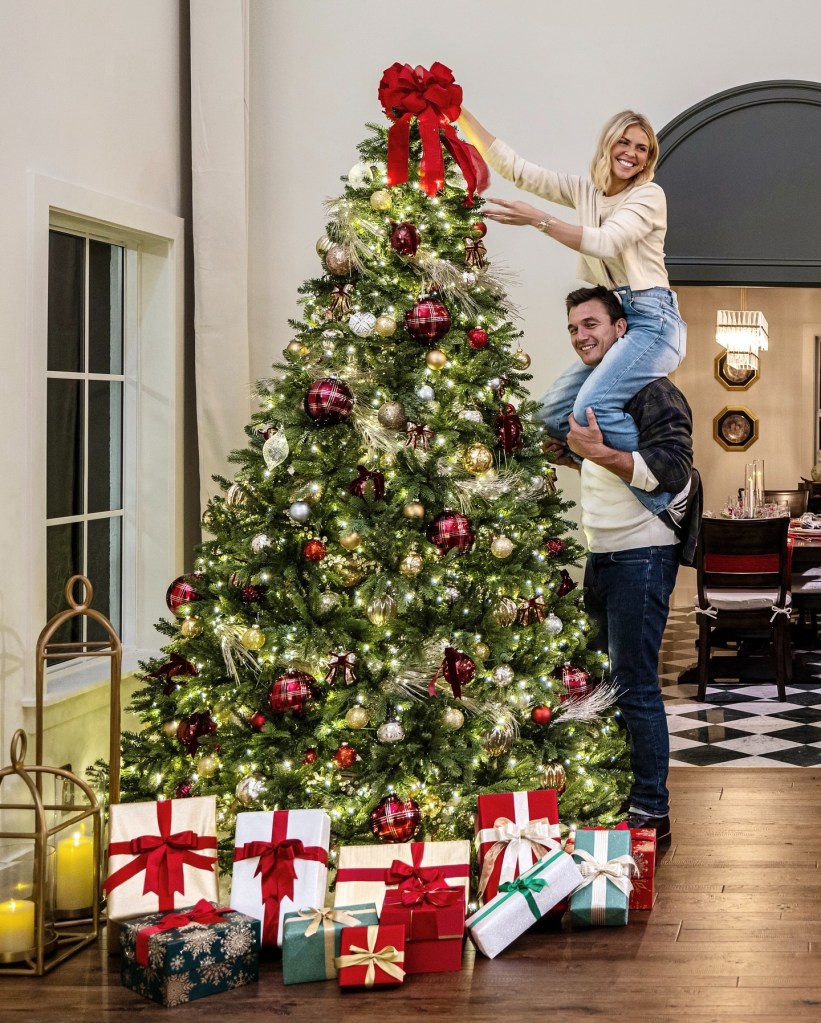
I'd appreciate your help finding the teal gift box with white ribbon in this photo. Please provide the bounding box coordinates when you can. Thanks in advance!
[281,904,379,984]
[569,828,636,927]
[465,848,583,959]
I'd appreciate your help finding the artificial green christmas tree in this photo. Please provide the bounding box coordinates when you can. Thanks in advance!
[121,63,629,866]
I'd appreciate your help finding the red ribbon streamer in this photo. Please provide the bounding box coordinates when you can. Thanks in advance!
[147,652,198,695]
[378,62,489,200]
[232,811,328,946]
[428,646,475,699]
[135,899,231,966]
[104,801,217,912]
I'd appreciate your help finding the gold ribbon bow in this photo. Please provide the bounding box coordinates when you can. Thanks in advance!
[334,928,405,987]
[296,906,361,938]
[477,816,560,896]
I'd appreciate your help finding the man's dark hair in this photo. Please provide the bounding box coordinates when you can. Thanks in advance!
[565,285,623,323]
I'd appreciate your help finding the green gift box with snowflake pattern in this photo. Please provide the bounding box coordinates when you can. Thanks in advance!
[120,900,261,1006]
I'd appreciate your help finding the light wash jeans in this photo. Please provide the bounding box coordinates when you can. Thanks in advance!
[540,286,686,514]
[584,544,679,817]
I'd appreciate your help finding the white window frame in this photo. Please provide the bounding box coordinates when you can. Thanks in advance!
[26,175,185,706]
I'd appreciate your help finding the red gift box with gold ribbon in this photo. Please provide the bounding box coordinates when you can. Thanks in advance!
[335,924,406,990]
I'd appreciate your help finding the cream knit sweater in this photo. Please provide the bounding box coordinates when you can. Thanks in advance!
[485,138,670,291]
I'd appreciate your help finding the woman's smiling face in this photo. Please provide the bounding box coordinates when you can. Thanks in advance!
[608,124,651,193]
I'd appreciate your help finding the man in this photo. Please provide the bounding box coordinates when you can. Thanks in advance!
[546,285,700,844]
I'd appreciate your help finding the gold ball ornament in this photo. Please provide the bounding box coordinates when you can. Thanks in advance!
[402,501,425,520]
[197,754,218,778]
[377,400,407,430]
[543,761,567,793]
[463,443,494,474]
[425,349,448,371]
[370,189,393,211]
[324,243,354,276]
[241,624,266,651]
[180,617,202,638]
[514,348,532,369]
[441,706,465,730]
[491,535,515,559]
[335,554,370,587]
[339,531,362,551]
[492,596,519,626]
[345,705,370,730]
[285,340,307,356]
[399,551,424,576]
[226,483,248,507]
[162,720,179,739]
[316,234,333,257]
[374,314,398,337]
[366,593,398,626]
[474,641,490,660]
[482,725,514,758]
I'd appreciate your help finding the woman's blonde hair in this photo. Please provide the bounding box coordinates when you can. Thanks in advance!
[589,110,659,192]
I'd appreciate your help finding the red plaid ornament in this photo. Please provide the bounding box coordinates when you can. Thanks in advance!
[496,403,523,454]
[390,221,421,256]
[560,663,593,703]
[426,511,475,555]
[166,575,201,615]
[177,711,217,756]
[269,671,316,716]
[304,378,354,425]
[369,794,422,843]
[404,297,451,344]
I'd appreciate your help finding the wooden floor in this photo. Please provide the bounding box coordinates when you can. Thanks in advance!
[5,767,821,1022]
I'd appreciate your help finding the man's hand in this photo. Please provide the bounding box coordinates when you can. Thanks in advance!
[566,408,606,460]
[543,436,579,470]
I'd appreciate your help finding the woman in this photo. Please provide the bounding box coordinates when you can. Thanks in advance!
[456,107,686,512]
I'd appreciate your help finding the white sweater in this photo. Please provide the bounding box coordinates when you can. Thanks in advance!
[581,460,677,553]
[485,138,670,291]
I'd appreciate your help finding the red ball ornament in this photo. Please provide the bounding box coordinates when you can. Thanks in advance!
[269,671,316,716]
[332,743,358,770]
[369,794,422,843]
[304,539,328,562]
[241,584,268,604]
[546,537,565,557]
[471,221,488,238]
[177,711,217,757]
[426,511,475,555]
[556,569,577,597]
[302,748,318,765]
[389,221,421,257]
[404,296,451,344]
[467,328,488,350]
[166,575,201,615]
[304,378,355,425]
[531,704,553,725]
[496,403,523,454]
[248,711,267,732]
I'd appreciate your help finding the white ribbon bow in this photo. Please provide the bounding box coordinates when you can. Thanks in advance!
[477,815,561,896]
[572,849,638,899]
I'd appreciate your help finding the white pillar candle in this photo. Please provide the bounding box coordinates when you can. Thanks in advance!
[55,832,94,911]
[0,898,35,955]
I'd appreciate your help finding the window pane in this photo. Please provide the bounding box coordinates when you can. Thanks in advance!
[48,231,85,373]
[89,240,124,375]
[88,381,122,513]
[87,516,122,639]
[47,522,83,649]
[47,378,84,519]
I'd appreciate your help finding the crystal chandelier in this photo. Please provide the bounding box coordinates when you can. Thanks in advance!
[715,290,768,372]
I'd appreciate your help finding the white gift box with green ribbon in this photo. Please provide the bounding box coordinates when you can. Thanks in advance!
[465,848,583,959]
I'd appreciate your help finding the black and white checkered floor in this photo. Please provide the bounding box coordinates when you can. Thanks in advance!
[660,609,821,767]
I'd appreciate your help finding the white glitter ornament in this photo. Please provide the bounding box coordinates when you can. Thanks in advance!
[460,406,483,423]
[417,384,435,402]
[349,312,377,337]
[262,425,289,470]
[235,775,266,806]
[544,613,563,637]
[250,533,271,554]
[377,720,405,743]
[492,664,515,687]
[347,161,374,188]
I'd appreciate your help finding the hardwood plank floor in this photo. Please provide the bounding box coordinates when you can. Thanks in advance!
[4,767,821,1022]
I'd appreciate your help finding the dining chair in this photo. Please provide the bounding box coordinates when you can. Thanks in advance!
[693,517,791,701]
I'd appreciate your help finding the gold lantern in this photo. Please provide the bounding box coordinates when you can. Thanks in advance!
[0,730,102,975]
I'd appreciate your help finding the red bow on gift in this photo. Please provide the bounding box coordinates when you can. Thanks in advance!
[104,801,217,912]
[386,858,446,889]
[396,879,461,907]
[349,465,386,500]
[378,62,489,201]
[325,651,357,686]
[233,817,328,945]
[135,899,231,966]
[147,652,198,695]
[429,646,475,699]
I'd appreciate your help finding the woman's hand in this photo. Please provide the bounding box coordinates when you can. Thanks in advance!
[482,197,544,228]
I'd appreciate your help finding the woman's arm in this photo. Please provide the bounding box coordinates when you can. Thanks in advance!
[455,107,496,156]
[482,197,584,252]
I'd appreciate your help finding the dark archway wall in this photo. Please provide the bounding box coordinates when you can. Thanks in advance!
[656,81,821,286]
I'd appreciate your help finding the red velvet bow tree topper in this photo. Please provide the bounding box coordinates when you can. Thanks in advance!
[378,62,489,200]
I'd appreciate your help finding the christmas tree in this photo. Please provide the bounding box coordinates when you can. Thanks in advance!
[121,63,629,867]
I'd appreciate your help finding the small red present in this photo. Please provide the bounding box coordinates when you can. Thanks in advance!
[380,882,465,974]
[565,823,656,911]
[335,924,406,990]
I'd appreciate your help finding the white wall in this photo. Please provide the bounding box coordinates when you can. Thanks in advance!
[248,0,821,602]
[0,1,187,769]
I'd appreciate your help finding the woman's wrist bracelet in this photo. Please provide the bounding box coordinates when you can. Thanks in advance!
[536,215,556,234]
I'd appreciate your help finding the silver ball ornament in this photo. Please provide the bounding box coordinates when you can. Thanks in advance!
[347,161,374,188]
[416,384,435,402]
[544,613,563,637]
[492,664,515,687]
[251,533,271,554]
[235,775,266,806]
[288,500,311,523]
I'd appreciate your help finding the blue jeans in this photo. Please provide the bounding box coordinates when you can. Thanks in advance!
[540,287,686,514]
[583,545,679,817]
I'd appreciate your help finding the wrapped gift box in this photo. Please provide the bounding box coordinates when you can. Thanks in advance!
[475,789,561,903]
[334,840,470,913]
[466,848,583,959]
[119,899,260,1006]
[380,884,465,973]
[566,824,656,911]
[281,904,379,984]
[105,797,218,921]
[230,808,330,947]
[569,828,635,927]
[336,923,406,990]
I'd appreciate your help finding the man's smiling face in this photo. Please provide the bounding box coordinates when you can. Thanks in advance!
[567,298,626,367]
